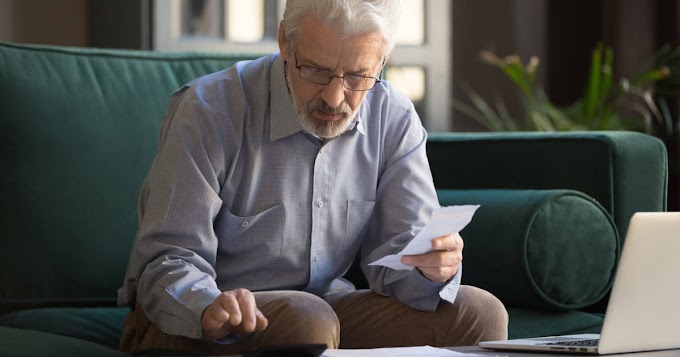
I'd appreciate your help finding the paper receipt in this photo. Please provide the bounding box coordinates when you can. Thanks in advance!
[368,205,480,271]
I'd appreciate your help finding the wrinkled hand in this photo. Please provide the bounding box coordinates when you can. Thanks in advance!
[201,288,268,340]
[401,233,463,283]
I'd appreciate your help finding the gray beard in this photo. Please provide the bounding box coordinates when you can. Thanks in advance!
[285,66,356,139]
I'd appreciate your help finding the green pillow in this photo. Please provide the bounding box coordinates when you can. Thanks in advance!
[438,189,619,311]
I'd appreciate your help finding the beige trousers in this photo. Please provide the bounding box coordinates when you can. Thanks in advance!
[120,285,508,355]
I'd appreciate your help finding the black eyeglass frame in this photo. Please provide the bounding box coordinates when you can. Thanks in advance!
[292,52,385,91]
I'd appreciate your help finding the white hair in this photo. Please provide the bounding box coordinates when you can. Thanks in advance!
[282,0,400,58]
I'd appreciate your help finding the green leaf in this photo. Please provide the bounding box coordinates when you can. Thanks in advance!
[598,47,614,115]
[452,90,517,131]
[583,43,603,123]
[499,62,533,97]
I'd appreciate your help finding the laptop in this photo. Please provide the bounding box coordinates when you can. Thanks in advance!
[479,212,680,355]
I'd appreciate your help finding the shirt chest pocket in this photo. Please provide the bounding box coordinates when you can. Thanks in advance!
[214,204,284,283]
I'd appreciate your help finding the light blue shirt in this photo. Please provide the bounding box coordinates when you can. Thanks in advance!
[118,53,461,339]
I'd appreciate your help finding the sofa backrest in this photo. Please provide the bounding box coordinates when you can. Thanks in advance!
[0,41,258,312]
[427,131,668,241]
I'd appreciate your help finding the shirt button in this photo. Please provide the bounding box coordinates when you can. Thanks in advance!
[317,199,324,208]
[192,328,199,336]
[314,253,319,262]
[241,221,249,227]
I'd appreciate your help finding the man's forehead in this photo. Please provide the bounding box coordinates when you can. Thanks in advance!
[297,40,382,71]
[295,14,383,63]
[298,46,381,69]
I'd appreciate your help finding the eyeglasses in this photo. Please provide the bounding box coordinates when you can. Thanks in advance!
[292,52,383,91]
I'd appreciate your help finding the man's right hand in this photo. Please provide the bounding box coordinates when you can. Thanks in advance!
[201,288,269,340]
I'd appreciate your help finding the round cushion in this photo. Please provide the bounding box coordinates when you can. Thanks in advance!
[437,189,619,311]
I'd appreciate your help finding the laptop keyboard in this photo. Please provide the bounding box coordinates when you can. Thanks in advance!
[544,339,599,347]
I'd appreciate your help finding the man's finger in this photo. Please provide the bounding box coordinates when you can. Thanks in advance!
[255,309,269,331]
[235,289,258,332]
[203,312,223,330]
[402,250,461,267]
[217,293,243,326]
[202,302,232,338]
[206,304,230,326]
[432,233,462,250]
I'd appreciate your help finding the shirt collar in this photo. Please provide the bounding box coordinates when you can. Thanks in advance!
[270,55,304,141]
[354,116,367,135]
[269,53,366,141]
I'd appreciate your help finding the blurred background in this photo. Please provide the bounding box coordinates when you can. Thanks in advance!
[1,0,679,208]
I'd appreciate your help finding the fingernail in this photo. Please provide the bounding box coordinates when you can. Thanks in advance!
[401,256,411,265]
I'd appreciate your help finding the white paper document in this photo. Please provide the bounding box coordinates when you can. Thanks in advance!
[368,205,480,271]
[322,345,484,356]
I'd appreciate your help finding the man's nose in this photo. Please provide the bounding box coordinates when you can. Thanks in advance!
[320,77,346,109]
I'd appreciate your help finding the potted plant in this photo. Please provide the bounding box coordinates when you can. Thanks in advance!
[454,43,680,210]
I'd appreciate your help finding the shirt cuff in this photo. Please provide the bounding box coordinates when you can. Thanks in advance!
[410,264,462,306]
[383,264,462,312]
[185,289,223,340]
[158,282,222,340]
[438,265,462,304]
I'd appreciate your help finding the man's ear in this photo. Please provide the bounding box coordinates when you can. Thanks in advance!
[278,20,289,61]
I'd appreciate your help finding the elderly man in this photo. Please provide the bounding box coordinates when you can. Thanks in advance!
[118,0,508,355]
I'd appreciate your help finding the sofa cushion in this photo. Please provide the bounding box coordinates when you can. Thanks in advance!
[0,41,257,311]
[437,189,619,311]
[0,326,127,356]
[0,306,129,350]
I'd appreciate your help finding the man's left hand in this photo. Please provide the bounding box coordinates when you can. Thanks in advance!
[401,233,463,283]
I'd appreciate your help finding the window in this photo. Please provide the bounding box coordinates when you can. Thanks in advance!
[154,0,451,131]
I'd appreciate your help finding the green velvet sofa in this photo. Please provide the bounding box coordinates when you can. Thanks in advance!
[0,41,668,355]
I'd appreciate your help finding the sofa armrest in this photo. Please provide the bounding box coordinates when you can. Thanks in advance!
[427,131,668,241]
[438,189,618,311]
